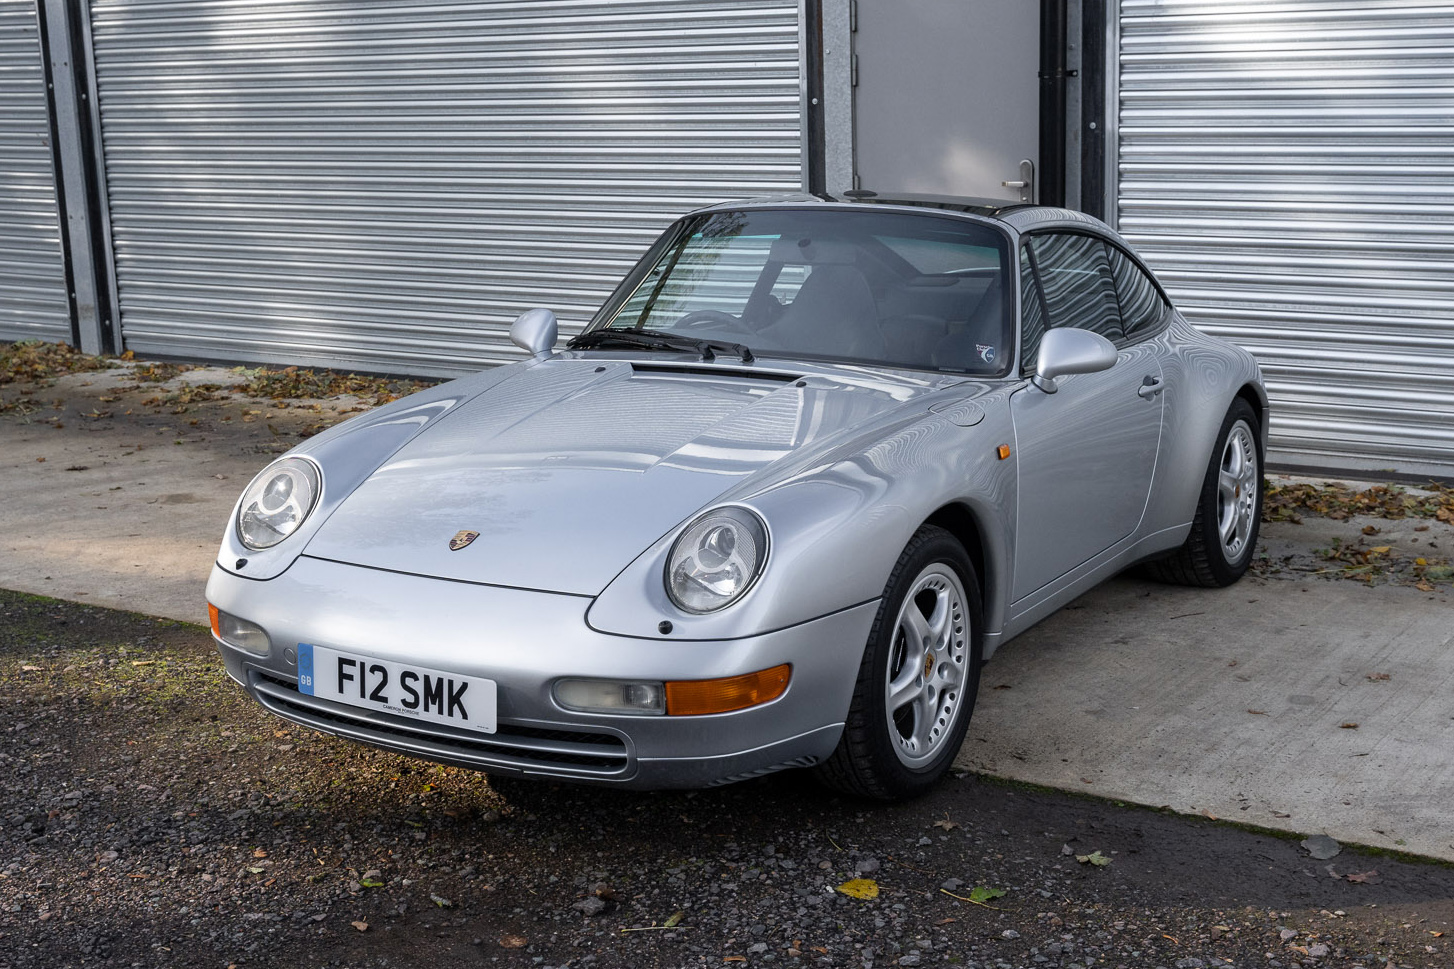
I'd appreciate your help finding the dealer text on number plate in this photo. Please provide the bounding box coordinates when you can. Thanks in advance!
[296,643,497,733]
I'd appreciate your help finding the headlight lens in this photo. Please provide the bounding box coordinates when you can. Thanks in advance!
[665,506,768,613]
[236,457,321,550]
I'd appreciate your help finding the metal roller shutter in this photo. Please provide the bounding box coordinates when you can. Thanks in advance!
[0,0,70,344]
[87,0,803,375]
[1117,0,1454,477]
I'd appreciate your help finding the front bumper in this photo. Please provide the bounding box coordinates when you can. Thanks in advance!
[205,557,877,788]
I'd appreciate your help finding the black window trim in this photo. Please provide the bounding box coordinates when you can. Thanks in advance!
[1016,227,1174,375]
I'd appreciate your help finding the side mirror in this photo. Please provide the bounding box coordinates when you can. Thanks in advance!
[510,308,558,356]
[1031,327,1118,394]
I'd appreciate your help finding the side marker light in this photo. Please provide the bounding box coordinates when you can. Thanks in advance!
[996,444,1012,460]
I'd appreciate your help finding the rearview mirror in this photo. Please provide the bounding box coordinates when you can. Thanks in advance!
[1031,327,1118,394]
[510,308,558,356]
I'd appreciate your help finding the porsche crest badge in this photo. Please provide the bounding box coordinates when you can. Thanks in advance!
[448,530,480,551]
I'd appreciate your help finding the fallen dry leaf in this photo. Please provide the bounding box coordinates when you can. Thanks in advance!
[499,935,528,948]
[836,878,879,900]
[350,921,368,932]
[1346,870,1381,884]
[1362,525,1379,535]
[1366,672,1391,681]
[932,815,959,831]
[1248,709,1267,715]
[1340,722,1360,729]
[1075,851,1112,867]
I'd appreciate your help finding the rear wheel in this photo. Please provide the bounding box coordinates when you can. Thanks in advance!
[816,526,983,801]
[1144,398,1262,587]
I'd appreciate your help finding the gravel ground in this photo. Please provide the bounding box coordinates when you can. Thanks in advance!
[2,592,1452,969]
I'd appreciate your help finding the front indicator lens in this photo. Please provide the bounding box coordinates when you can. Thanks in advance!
[554,678,665,716]
[236,457,321,550]
[208,604,271,656]
[665,664,790,716]
[665,506,768,613]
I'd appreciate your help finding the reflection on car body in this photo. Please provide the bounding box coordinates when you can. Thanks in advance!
[206,195,1267,800]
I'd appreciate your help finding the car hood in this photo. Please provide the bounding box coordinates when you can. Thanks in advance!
[303,357,960,595]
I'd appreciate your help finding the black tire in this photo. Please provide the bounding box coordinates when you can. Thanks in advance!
[1142,397,1263,588]
[815,525,984,801]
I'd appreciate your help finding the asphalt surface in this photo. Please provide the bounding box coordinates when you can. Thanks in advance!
[2,588,1453,969]
[2,362,1454,870]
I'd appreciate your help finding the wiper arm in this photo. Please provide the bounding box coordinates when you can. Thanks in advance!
[568,328,754,364]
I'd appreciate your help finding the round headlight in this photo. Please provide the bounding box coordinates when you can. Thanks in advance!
[236,457,321,550]
[665,506,769,614]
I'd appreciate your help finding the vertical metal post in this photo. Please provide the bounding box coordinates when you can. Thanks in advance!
[1078,0,1108,220]
[819,0,854,194]
[1038,0,1070,207]
[801,0,827,194]
[39,0,102,350]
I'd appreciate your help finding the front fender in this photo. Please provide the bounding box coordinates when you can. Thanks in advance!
[586,393,1018,644]
[213,359,529,581]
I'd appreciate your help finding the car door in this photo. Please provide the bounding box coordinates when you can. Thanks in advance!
[1008,231,1166,603]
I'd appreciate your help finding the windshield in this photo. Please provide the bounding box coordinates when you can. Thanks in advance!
[587,208,1013,374]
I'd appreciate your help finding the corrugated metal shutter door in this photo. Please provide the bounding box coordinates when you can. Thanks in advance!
[0,0,70,343]
[88,0,802,375]
[1118,0,1454,477]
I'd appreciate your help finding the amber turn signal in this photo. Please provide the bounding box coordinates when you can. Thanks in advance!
[996,444,1011,460]
[665,664,791,716]
[208,602,220,638]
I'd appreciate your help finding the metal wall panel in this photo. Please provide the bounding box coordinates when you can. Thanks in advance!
[1117,0,1454,477]
[0,0,70,343]
[87,0,803,374]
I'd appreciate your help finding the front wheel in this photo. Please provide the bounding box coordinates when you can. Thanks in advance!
[815,526,983,801]
[1144,397,1263,587]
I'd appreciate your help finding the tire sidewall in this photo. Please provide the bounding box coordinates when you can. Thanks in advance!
[1200,399,1263,584]
[857,530,984,797]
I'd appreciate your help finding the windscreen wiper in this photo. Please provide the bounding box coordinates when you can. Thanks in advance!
[568,328,754,364]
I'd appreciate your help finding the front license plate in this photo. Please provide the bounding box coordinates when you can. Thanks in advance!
[296,643,497,734]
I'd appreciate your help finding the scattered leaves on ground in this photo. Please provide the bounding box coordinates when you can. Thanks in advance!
[0,340,116,385]
[1264,480,1454,523]
[237,365,435,406]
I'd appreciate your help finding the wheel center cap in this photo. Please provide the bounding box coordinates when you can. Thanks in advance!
[923,652,934,680]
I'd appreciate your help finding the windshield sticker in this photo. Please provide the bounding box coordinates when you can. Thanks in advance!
[976,344,997,364]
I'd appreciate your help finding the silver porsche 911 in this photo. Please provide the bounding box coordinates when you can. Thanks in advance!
[206,195,1266,800]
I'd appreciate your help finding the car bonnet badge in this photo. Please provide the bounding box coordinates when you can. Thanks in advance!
[448,530,480,551]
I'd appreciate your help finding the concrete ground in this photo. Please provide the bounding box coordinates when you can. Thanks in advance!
[3,364,1453,863]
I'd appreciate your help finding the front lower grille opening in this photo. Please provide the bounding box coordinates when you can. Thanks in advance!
[249,671,629,774]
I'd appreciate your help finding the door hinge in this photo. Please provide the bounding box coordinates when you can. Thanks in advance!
[851,53,858,88]
[849,0,857,32]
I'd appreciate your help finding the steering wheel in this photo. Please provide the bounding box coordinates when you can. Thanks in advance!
[675,309,757,337]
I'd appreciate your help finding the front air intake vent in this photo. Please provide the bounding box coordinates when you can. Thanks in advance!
[247,671,630,776]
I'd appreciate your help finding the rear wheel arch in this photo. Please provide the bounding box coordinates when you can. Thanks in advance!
[1235,383,1268,454]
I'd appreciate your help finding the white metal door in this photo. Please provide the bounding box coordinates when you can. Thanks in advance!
[1117,0,1454,477]
[854,0,1040,201]
[86,0,804,375]
[0,0,70,344]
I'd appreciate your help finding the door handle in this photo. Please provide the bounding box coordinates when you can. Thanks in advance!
[1001,159,1035,203]
[1138,376,1164,400]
